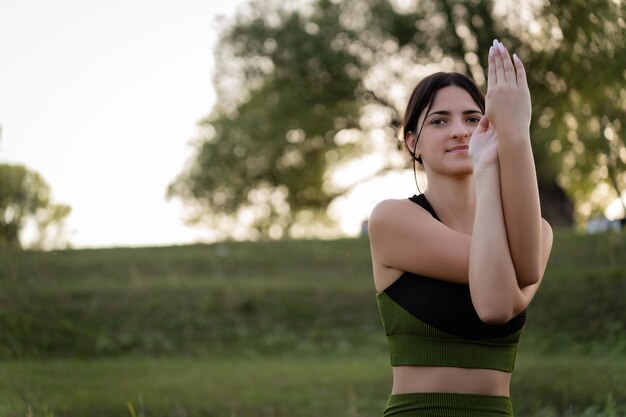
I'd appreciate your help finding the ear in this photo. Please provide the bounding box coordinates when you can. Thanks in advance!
[405,131,420,155]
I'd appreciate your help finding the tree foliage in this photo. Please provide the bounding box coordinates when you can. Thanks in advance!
[170,0,626,237]
[528,0,626,219]
[0,164,71,249]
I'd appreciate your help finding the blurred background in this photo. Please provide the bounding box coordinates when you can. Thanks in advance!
[2,0,626,250]
[0,0,625,416]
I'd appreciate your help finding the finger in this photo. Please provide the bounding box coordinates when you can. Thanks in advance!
[476,115,490,133]
[498,42,515,84]
[513,53,527,86]
[487,45,496,89]
[493,39,506,83]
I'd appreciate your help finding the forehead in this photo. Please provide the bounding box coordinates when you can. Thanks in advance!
[428,86,480,113]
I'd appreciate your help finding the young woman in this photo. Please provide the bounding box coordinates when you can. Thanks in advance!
[368,40,553,416]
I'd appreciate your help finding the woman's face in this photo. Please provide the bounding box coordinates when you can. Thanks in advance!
[411,86,483,177]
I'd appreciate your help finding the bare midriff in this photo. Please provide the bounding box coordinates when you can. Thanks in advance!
[392,366,511,397]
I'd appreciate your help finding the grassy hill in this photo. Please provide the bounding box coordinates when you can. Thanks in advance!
[0,231,624,416]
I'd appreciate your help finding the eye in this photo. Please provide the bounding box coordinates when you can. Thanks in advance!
[467,116,481,124]
[430,118,447,126]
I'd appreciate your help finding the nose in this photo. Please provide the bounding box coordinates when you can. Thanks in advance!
[450,120,469,139]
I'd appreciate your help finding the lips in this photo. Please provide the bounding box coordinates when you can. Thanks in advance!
[447,145,469,152]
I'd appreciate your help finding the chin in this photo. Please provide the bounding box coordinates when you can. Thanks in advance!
[426,161,473,177]
[449,165,474,177]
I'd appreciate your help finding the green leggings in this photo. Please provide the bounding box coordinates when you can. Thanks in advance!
[383,392,513,417]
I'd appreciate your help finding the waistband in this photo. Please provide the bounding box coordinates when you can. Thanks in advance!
[387,334,518,371]
[383,392,513,417]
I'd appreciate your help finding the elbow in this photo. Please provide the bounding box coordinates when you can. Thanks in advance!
[518,265,541,288]
[515,244,545,287]
[476,306,515,325]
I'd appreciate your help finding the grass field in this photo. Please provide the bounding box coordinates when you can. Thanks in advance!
[1,353,625,417]
[0,231,625,416]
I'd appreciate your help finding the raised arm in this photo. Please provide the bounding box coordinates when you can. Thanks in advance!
[468,116,522,323]
[486,40,544,287]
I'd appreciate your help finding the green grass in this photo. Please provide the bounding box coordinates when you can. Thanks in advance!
[0,354,390,417]
[0,239,373,291]
[512,354,626,416]
[0,231,625,416]
[1,237,623,358]
[1,353,624,417]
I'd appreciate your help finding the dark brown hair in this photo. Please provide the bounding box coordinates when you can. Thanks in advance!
[403,72,485,164]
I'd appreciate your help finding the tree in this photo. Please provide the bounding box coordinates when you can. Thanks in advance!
[0,164,71,249]
[170,0,626,237]
[169,0,366,239]
[527,0,626,220]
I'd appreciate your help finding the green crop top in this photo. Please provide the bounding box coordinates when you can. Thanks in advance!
[376,194,526,372]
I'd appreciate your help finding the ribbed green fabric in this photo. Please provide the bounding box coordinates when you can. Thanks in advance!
[383,392,513,417]
[377,292,523,372]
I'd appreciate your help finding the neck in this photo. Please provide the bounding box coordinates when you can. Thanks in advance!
[423,173,476,234]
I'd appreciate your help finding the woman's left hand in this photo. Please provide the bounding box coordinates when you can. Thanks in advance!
[469,115,499,170]
[485,40,531,140]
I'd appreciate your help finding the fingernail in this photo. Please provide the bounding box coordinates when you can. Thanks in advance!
[489,46,494,56]
[493,39,498,48]
[498,42,506,52]
[513,53,519,62]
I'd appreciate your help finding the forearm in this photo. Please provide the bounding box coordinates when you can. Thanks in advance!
[497,134,542,287]
[469,167,519,324]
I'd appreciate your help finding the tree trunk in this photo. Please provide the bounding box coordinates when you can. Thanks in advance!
[538,181,574,228]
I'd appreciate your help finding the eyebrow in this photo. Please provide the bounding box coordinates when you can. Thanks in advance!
[427,110,483,118]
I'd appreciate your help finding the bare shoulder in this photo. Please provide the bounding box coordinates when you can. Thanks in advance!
[368,197,472,290]
[368,197,438,245]
[369,198,426,230]
[368,198,431,292]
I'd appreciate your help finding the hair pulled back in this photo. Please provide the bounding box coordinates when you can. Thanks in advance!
[403,72,485,164]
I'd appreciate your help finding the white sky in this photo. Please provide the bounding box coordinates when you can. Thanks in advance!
[0,0,419,249]
[0,0,250,248]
